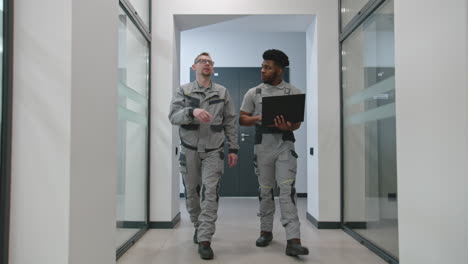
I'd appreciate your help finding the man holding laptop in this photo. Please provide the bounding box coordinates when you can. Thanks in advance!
[239,49,309,257]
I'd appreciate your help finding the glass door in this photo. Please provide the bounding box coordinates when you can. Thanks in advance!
[116,0,151,259]
[340,0,399,263]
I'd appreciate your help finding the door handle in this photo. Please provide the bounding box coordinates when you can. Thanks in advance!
[241,133,250,137]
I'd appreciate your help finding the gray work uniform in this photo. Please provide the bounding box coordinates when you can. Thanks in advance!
[169,81,239,242]
[240,80,302,240]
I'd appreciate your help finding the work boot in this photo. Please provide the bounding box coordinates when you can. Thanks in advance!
[198,241,214,260]
[285,239,309,256]
[256,231,273,247]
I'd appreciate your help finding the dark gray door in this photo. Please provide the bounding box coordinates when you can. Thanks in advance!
[190,67,289,196]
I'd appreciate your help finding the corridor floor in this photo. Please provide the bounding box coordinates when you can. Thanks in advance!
[118,198,387,264]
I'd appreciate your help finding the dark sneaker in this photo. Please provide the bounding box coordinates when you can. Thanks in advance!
[198,241,214,260]
[285,239,309,256]
[256,231,273,247]
[193,229,198,244]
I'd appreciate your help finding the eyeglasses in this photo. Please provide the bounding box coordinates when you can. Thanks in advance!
[196,59,215,66]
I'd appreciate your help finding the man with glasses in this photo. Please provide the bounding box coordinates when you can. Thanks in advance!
[169,52,239,260]
[239,49,309,257]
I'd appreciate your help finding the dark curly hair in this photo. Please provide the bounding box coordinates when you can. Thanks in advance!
[262,49,289,68]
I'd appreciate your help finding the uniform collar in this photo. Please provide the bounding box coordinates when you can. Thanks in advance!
[264,80,286,90]
[194,80,212,92]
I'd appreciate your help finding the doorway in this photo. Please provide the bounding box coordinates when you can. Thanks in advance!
[190,67,290,196]
[178,14,312,199]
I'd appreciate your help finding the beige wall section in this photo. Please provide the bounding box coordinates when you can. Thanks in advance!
[395,0,468,263]
[10,0,118,263]
[10,0,72,263]
[172,24,182,219]
[150,10,178,223]
[69,0,118,263]
[151,0,340,223]
[313,6,340,222]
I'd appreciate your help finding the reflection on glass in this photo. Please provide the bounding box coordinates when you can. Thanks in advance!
[341,0,370,30]
[127,0,150,28]
[116,7,150,249]
[342,0,398,259]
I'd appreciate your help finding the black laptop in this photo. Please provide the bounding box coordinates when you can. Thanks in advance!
[261,94,306,126]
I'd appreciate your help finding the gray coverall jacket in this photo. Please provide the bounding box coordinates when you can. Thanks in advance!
[240,80,303,240]
[168,81,239,242]
[168,81,239,153]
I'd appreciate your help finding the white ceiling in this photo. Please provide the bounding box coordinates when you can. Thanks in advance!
[175,15,315,33]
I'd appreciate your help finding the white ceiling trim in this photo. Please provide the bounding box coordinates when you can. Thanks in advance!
[175,15,315,33]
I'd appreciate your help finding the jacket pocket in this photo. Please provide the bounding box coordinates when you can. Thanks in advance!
[185,95,200,108]
[210,124,223,132]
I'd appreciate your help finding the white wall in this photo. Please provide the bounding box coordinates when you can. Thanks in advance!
[395,0,468,263]
[179,31,308,193]
[172,24,182,218]
[11,1,71,262]
[152,0,340,223]
[315,4,340,222]
[305,5,341,222]
[11,0,118,263]
[306,18,319,218]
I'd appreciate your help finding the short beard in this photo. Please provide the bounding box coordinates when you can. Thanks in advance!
[262,71,279,85]
[201,70,212,77]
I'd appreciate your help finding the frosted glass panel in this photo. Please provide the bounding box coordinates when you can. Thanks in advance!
[341,0,370,29]
[342,0,398,259]
[116,7,149,249]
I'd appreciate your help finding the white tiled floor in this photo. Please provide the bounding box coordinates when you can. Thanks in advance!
[118,198,387,264]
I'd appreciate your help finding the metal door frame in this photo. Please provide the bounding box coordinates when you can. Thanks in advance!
[1,1,14,263]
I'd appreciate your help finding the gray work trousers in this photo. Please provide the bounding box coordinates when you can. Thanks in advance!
[254,135,300,240]
[179,146,224,242]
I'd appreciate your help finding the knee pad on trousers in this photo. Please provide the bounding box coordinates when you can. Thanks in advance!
[279,181,296,206]
[201,183,220,203]
[258,187,274,201]
[185,184,201,199]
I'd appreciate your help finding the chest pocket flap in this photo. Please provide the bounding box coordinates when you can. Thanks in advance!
[185,95,200,108]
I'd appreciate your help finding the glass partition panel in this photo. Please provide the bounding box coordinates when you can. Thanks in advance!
[342,0,398,259]
[341,0,370,29]
[116,7,149,249]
